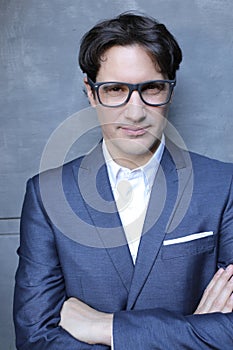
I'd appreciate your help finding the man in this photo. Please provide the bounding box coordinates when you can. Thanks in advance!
[14,12,233,349]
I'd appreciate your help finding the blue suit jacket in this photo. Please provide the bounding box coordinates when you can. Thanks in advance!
[14,141,233,349]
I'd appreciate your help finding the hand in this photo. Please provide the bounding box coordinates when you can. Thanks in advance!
[59,297,113,346]
[194,264,233,314]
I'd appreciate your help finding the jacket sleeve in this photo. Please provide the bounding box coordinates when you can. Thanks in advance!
[113,309,233,350]
[13,178,109,350]
[113,174,233,350]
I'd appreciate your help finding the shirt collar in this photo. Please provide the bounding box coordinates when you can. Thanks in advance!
[102,135,165,190]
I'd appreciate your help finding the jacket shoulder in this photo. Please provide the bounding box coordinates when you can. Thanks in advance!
[189,150,233,177]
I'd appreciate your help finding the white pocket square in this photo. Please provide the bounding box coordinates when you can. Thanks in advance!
[163,231,214,246]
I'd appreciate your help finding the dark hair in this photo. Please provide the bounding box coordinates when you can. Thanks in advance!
[79,12,182,82]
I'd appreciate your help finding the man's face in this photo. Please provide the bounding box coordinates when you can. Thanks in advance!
[85,44,171,168]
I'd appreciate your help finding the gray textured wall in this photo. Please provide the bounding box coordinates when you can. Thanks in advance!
[1,1,232,349]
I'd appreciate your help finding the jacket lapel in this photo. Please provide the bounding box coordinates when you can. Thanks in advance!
[126,141,193,309]
[72,143,134,292]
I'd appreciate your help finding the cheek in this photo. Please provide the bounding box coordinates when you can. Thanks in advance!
[150,106,169,127]
[96,108,114,139]
[101,125,114,140]
[96,110,109,130]
[161,104,170,118]
[96,106,120,126]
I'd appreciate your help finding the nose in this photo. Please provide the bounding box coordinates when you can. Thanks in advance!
[128,89,144,106]
[124,91,146,122]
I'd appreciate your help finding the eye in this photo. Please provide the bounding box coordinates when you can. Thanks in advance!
[141,82,166,95]
[101,83,128,96]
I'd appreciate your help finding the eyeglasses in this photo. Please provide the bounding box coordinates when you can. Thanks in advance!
[87,77,176,108]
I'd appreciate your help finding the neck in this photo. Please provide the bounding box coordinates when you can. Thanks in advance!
[104,139,161,170]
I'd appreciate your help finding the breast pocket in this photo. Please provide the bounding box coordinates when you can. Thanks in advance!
[161,233,217,260]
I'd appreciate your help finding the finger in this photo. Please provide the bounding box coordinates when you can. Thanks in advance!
[206,267,225,291]
[217,274,233,301]
[221,293,233,313]
[195,265,233,313]
[197,268,224,309]
[204,265,233,305]
[210,279,233,313]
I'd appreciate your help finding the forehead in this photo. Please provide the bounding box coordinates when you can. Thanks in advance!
[97,44,163,82]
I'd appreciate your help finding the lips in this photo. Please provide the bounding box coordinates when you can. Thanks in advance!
[120,126,148,136]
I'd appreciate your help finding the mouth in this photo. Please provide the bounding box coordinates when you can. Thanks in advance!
[120,125,149,137]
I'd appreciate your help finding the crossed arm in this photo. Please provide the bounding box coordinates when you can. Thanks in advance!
[60,265,233,347]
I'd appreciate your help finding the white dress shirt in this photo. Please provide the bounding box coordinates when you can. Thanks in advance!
[102,136,165,264]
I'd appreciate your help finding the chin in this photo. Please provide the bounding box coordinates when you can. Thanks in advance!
[120,142,154,156]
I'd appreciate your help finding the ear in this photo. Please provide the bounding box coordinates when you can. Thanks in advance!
[84,77,97,107]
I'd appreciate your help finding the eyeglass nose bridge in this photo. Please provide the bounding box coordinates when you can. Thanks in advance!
[125,83,144,104]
